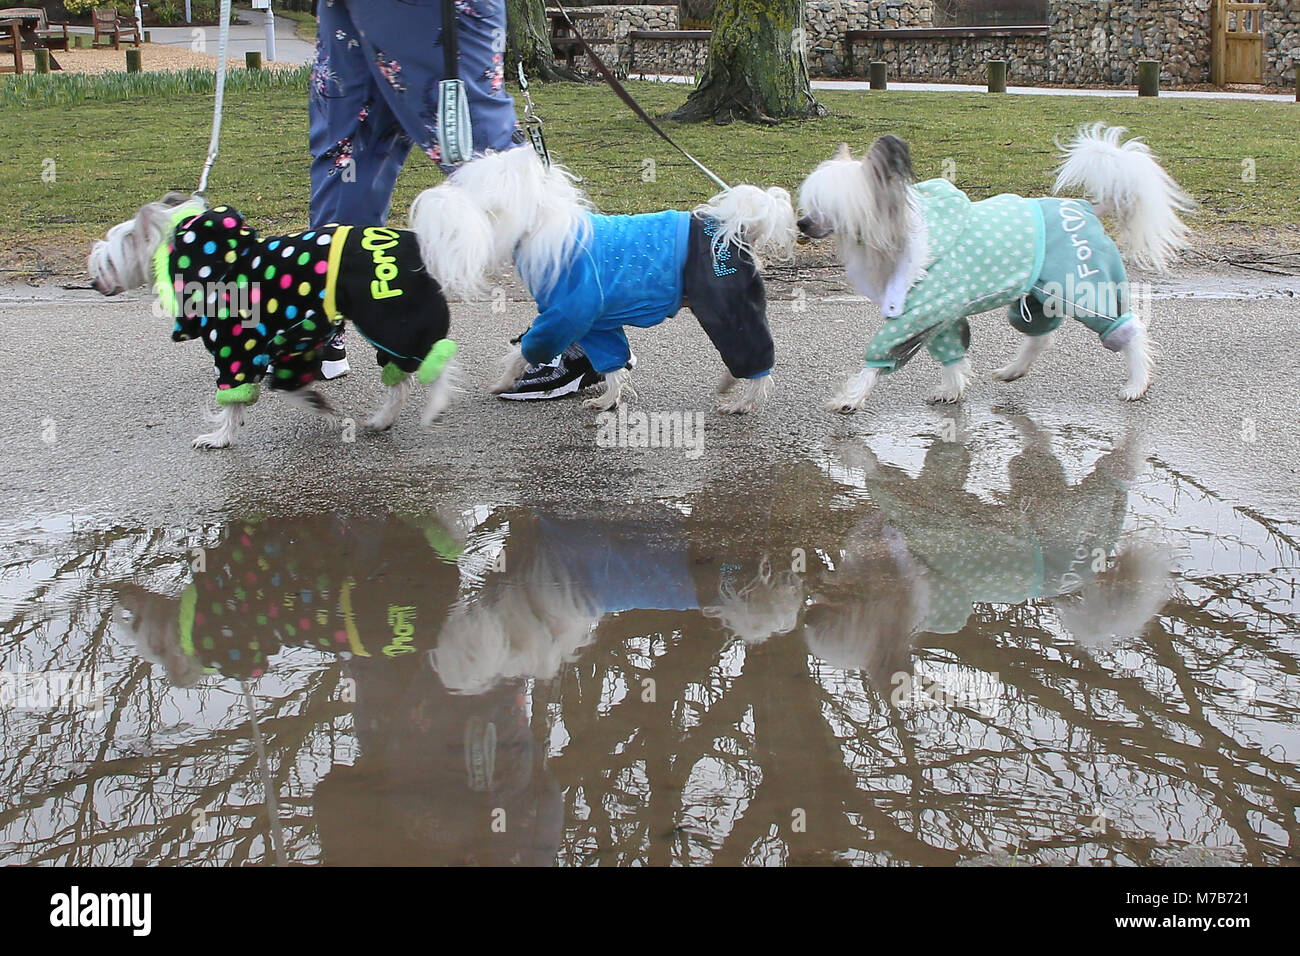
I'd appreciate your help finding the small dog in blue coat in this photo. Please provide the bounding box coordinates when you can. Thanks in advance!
[411,147,797,413]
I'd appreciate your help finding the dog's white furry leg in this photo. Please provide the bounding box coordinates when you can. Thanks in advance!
[422,359,461,427]
[582,367,633,411]
[1118,320,1154,401]
[193,403,245,450]
[826,366,881,414]
[993,333,1053,382]
[716,370,739,395]
[489,345,528,395]
[280,386,339,418]
[367,377,416,431]
[927,358,972,404]
[717,375,772,414]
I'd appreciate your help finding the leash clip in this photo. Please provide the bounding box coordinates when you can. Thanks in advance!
[517,61,551,168]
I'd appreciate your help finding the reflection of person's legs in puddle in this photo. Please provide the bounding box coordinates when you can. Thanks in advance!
[804,513,924,691]
[315,661,563,866]
[1000,411,1069,514]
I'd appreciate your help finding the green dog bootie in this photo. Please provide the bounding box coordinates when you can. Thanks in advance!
[216,383,260,406]
[417,339,459,386]
[381,362,410,387]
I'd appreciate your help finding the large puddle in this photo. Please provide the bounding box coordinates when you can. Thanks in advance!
[1,413,1297,866]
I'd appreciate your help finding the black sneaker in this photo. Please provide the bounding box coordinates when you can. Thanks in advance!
[320,332,350,380]
[498,344,602,401]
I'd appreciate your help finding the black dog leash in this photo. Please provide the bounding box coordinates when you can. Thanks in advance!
[550,1,730,191]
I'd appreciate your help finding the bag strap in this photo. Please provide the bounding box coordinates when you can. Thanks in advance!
[442,0,458,80]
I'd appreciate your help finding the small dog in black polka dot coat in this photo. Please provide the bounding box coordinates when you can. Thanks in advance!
[88,191,491,448]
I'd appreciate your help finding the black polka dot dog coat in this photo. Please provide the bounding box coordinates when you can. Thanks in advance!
[156,205,457,406]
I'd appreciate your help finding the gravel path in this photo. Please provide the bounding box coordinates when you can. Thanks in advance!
[51,44,299,75]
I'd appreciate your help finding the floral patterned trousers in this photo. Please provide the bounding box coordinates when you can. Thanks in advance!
[308,0,520,228]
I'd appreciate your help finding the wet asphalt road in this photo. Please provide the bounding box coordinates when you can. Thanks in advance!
[1,284,1298,531]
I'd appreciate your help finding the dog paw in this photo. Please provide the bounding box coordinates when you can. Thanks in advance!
[717,395,753,415]
[825,395,861,415]
[583,393,620,411]
[192,433,232,450]
[991,364,1028,382]
[1119,381,1150,402]
[926,386,966,405]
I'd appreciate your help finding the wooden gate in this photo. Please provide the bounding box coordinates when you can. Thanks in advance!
[1213,1,1265,86]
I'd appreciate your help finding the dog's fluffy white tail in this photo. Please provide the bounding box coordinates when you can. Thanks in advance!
[408,184,496,298]
[695,184,797,272]
[1053,123,1194,272]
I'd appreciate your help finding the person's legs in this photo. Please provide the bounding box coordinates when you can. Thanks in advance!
[309,0,409,230]
[335,0,518,174]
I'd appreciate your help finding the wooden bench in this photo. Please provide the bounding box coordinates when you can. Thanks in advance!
[545,8,614,69]
[0,17,23,74]
[92,6,141,50]
[626,30,712,41]
[0,6,69,50]
[844,25,1048,74]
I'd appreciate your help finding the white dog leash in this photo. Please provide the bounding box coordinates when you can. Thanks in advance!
[195,0,233,198]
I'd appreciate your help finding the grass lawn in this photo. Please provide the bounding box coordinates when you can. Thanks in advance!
[2,72,1297,279]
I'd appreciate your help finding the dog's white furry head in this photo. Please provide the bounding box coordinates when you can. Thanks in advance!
[88,192,206,296]
[701,556,805,645]
[797,137,919,291]
[430,554,600,695]
[1054,540,1172,650]
[408,184,498,299]
[798,138,915,244]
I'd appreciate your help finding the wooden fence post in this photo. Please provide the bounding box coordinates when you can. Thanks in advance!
[246,51,262,70]
[34,48,50,74]
[125,48,141,73]
[870,61,887,91]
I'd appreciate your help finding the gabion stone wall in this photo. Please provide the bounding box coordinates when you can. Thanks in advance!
[610,1,1298,88]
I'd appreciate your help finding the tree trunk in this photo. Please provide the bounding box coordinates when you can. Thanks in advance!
[670,0,825,124]
[506,0,583,82]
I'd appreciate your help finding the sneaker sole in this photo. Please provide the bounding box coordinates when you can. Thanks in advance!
[497,375,591,401]
[321,359,350,380]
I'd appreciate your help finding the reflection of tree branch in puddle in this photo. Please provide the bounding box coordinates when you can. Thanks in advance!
[3,431,1298,865]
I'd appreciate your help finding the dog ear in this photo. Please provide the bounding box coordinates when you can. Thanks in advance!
[864,135,915,185]
[834,142,852,161]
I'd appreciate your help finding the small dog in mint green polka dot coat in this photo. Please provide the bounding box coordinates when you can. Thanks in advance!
[797,125,1193,413]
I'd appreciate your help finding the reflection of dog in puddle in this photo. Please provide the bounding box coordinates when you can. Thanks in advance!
[820,417,1172,653]
[108,511,577,865]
